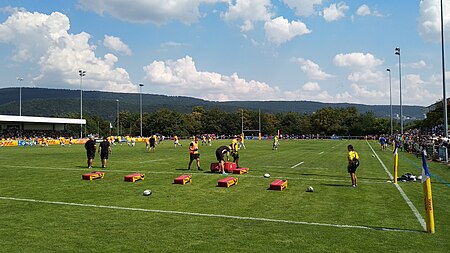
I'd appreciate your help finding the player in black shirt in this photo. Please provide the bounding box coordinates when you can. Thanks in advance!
[84,136,96,169]
[98,137,112,168]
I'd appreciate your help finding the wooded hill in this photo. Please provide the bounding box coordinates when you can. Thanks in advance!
[0,87,425,120]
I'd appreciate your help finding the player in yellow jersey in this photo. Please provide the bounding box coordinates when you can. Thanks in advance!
[347,144,360,187]
[201,135,207,146]
[272,135,279,150]
[188,136,201,170]
[231,136,241,168]
[239,133,246,149]
[174,135,182,148]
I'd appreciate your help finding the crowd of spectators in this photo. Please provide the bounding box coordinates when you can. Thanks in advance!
[381,126,449,162]
[0,129,75,140]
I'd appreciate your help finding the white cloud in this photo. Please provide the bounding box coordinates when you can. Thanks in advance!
[403,74,436,105]
[0,10,136,92]
[143,55,281,101]
[284,89,333,101]
[356,4,382,17]
[405,60,427,69]
[282,0,323,17]
[240,20,254,32]
[356,4,370,16]
[294,58,333,80]
[222,0,272,21]
[348,83,386,102]
[103,35,131,55]
[160,41,186,48]
[333,52,383,70]
[222,0,272,32]
[142,55,391,104]
[347,70,384,83]
[264,16,311,45]
[323,2,349,22]
[78,0,225,25]
[302,81,321,91]
[418,0,450,41]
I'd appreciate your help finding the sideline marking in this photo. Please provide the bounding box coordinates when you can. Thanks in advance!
[0,196,419,233]
[366,141,426,231]
[319,151,324,155]
[291,161,304,168]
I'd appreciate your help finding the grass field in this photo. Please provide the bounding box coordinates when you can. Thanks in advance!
[0,139,449,252]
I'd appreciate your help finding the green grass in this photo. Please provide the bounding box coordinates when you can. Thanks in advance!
[0,139,448,252]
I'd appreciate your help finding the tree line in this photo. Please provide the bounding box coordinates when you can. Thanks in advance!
[64,106,398,138]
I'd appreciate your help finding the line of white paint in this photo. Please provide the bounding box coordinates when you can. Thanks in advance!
[366,141,426,231]
[291,161,304,168]
[319,151,324,155]
[1,165,387,184]
[0,196,418,233]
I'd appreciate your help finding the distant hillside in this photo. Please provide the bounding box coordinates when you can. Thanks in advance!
[0,87,425,120]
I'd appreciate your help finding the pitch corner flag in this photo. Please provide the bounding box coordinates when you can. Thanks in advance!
[421,150,430,183]
[393,142,399,183]
[421,150,435,233]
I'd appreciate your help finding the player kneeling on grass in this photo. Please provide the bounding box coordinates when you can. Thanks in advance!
[215,145,231,174]
[347,144,360,187]
[98,136,112,168]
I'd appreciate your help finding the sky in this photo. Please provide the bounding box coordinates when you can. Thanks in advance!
[0,0,449,106]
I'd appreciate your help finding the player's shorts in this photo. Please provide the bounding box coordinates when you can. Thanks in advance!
[347,160,359,173]
[232,153,239,159]
[190,153,200,161]
[87,151,95,159]
[101,152,109,160]
[216,151,225,162]
[150,143,155,148]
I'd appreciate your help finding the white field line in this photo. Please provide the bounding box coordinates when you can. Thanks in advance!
[291,161,304,168]
[1,165,387,184]
[0,196,419,233]
[366,141,426,231]
[319,151,324,155]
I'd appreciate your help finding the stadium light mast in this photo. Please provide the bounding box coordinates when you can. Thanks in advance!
[395,47,403,135]
[440,0,448,138]
[79,69,86,139]
[116,99,120,136]
[387,68,393,135]
[241,109,244,135]
[17,77,24,116]
[139,83,144,137]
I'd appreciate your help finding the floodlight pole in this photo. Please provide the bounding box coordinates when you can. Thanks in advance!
[387,69,393,135]
[441,0,448,138]
[259,108,261,138]
[116,99,120,136]
[241,109,244,135]
[17,77,24,116]
[139,83,144,137]
[79,70,86,139]
[395,47,403,135]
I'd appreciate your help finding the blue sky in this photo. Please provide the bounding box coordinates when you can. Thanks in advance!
[0,0,448,106]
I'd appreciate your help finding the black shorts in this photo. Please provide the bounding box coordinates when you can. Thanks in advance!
[232,153,239,159]
[190,153,200,161]
[87,151,95,159]
[216,151,225,162]
[101,153,109,160]
[348,165,357,173]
